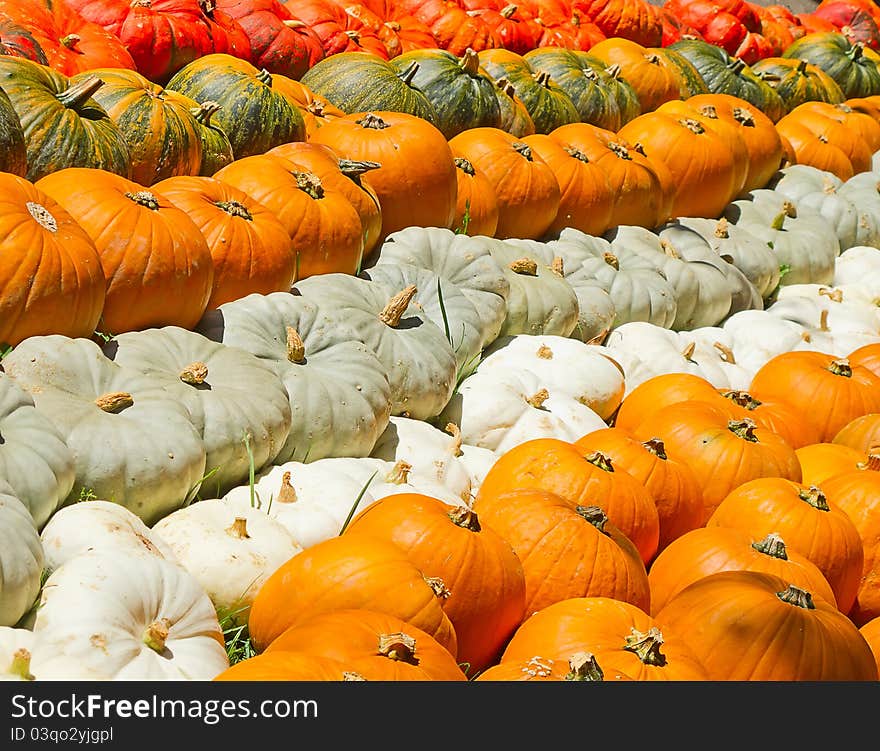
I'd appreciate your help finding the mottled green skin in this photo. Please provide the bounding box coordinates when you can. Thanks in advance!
[782,32,880,99]
[752,58,846,114]
[654,48,711,99]
[579,53,641,127]
[0,83,26,177]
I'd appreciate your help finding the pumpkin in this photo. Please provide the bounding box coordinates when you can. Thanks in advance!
[196,291,392,465]
[0,482,43,628]
[493,76,536,137]
[190,100,234,176]
[0,627,35,681]
[165,53,306,159]
[475,652,633,681]
[309,110,458,244]
[833,413,880,452]
[782,31,880,99]
[654,570,877,680]
[344,493,525,673]
[0,56,130,181]
[213,651,355,681]
[500,596,709,680]
[71,67,202,187]
[860,615,880,675]
[797,442,875,486]
[648,526,837,615]
[39,499,175,574]
[150,175,295,308]
[472,490,650,615]
[0,83,25,175]
[449,127,560,240]
[35,167,214,334]
[476,438,661,565]
[264,609,466,680]
[776,104,873,176]
[752,57,847,113]
[152,499,302,625]
[574,0,663,47]
[269,75,344,138]
[0,372,74,529]
[247,533,457,655]
[103,326,292,495]
[452,156,499,237]
[2,335,208,525]
[293,273,456,421]
[30,550,228,680]
[0,13,49,63]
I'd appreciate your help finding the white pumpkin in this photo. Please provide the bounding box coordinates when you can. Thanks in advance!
[30,550,228,680]
[679,328,755,390]
[0,482,43,628]
[721,309,811,375]
[40,499,176,576]
[476,333,625,420]
[438,367,608,452]
[834,245,880,286]
[0,627,34,681]
[151,499,302,625]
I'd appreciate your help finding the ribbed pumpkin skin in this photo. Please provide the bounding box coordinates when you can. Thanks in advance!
[647,526,838,615]
[472,489,651,616]
[452,156,499,237]
[655,570,878,681]
[782,31,880,99]
[494,78,536,137]
[860,616,880,676]
[387,47,501,139]
[0,15,49,63]
[73,68,202,187]
[652,47,710,99]
[752,57,846,113]
[300,51,438,126]
[0,173,106,347]
[35,167,214,334]
[796,442,867,487]
[247,534,458,656]
[344,494,526,675]
[265,609,467,681]
[501,596,710,681]
[213,652,354,681]
[0,56,130,181]
[833,413,880,453]
[475,654,634,681]
[0,84,26,176]
[189,101,234,177]
[165,53,306,160]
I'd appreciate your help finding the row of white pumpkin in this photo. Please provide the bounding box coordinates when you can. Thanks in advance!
[4,163,880,680]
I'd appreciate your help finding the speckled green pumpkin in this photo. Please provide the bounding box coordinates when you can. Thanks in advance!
[388,48,501,139]
[0,56,130,182]
[781,32,880,99]
[190,101,234,177]
[752,58,846,114]
[300,51,439,126]
[580,54,642,127]
[0,83,26,177]
[166,53,306,160]
[652,47,710,99]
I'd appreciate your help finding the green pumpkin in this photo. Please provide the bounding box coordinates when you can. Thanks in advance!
[582,56,642,127]
[781,32,880,99]
[72,68,202,187]
[494,78,536,137]
[522,47,621,130]
[0,84,26,177]
[652,47,710,99]
[190,101,234,177]
[300,51,438,126]
[166,53,306,160]
[478,48,579,135]
[669,39,787,123]
[387,48,500,139]
[0,56,130,182]
[752,58,846,114]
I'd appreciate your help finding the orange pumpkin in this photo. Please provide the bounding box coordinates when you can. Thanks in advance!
[706,476,864,614]
[790,100,880,153]
[774,114,858,180]
[614,372,721,432]
[34,167,213,334]
[267,75,346,139]
[796,442,877,486]
[471,489,651,615]
[0,172,105,346]
[474,652,633,681]
[264,609,467,681]
[574,428,703,555]
[448,126,560,240]
[749,351,880,443]
[247,534,457,655]
[343,494,526,674]
[860,616,880,677]
[213,652,356,681]
[500,596,710,681]
[776,103,873,175]
[647,526,837,615]
[476,438,661,565]
[833,413,880,454]
[654,570,878,681]
[309,110,458,244]
[847,341,880,379]
[451,155,499,237]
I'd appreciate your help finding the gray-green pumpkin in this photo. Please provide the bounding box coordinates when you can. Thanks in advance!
[196,291,392,465]
[2,336,207,525]
[103,327,292,497]
[0,480,44,628]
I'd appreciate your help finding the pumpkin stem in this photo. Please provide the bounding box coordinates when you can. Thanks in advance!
[60,33,80,49]
[752,532,789,560]
[796,59,808,74]
[732,107,755,128]
[338,158,382,177]
[607,141,632,160]
[277,471,298,503]
[532,71,553,90]
[526,388,550,409]
[603,251,620,269]
[848,42,865,62]
[798,485,830,511]
[660,239,680,258]
[454,156,476,175]
[728,417,759,442]
[536,344,553,359]
[294,171,324,199]
[828,358,852,377]
[585,450,614,472]
[605,63,622,79]
[192,101,222,125]
[713,341,736,364]
[623,627,667,666]
[776,584,815,609]
[508,257,538,275]
[448,504,481,531]
[179,361,208,386]
[563,145,589,163]
[356,112,391,130]
[125,191,161,210]
[26,202,58,232]
[722,390,761,409]
[256,69,273,86]
[378,285,417,327]
[565,652,604,682]
[576,504,609,532]
[512,141,533,160]
[444,422,464,457]
[216,200,253,220]
[398,60,420,86]
[95,391,134,413]
[56,76,103,109]
[856,449,880,472]
[285,326,306,363]
[818,308,830,332]
[680,117,705,135]
[642,437,667,459]
[9,648,34,681]
[424,575,451,599]
[385,459,412,484]
[282,18,306,29]
[551,257,564,276]
[681,341,696,361]
[343,671,368,680]
[818,286,843,303]
[698,104,719,120]
[459,47,481,76]
[377,633,419,664]
[143,618,172,653]
[225,516,250,539]
[715,217,729,238]
[728,57,746,75]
